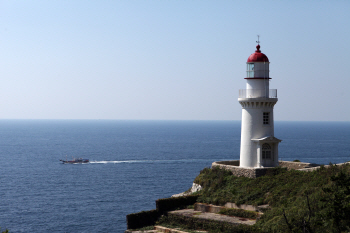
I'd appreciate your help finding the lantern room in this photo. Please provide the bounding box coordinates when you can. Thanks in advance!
[246,44,270,79]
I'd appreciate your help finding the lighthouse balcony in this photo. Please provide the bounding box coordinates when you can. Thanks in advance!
[239,89,277,99]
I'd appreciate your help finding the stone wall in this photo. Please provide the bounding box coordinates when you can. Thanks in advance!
[212,161,279,178]
[278,161,320,170]
[212,160,331,178]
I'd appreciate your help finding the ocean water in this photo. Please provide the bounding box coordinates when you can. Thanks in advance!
[0,120,349,232]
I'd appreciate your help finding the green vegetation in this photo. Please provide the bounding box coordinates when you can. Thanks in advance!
[193,164,350,232]
[127,195,200,229]
[156,195,199,214]
[129,164,350,232]
[126,209,159,229]
[218,208,259,219]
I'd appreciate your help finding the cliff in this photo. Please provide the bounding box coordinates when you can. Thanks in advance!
[126,162,350,232]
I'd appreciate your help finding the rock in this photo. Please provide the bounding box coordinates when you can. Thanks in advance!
[171,183,202,197]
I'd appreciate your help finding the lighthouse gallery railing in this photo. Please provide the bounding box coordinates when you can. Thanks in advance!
[239,89,277,98]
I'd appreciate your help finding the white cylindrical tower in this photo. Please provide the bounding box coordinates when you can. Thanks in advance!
[238,44,281,168]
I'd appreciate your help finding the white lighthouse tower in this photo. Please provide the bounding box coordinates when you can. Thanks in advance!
[238,42,281,168]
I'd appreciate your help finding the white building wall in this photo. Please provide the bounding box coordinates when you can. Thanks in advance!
[239,56,279,168]
[246,79,269,90]
[273,144,279,167]
[253,63,269,78]
[239,102,275,168]
[246,79,270,98]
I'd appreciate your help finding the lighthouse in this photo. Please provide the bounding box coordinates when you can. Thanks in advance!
[238,42,281,168]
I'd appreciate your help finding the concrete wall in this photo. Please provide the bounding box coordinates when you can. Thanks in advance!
[212,160,325,178]
[212,161,276,178]
[278,161,320,170]
[238,98,277,168]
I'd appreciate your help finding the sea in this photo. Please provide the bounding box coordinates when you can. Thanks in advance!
[0,120,349,233]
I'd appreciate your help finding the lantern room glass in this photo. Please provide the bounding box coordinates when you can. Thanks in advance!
[247,63,254,78]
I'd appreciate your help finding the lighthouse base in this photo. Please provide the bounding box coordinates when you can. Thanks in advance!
[212,160,279,178]
[212,160,321,178]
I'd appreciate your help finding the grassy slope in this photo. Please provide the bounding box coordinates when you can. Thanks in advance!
[193,164,350,233]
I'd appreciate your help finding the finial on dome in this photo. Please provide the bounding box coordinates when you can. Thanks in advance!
[255,44,261,52]
[255,35,261,52]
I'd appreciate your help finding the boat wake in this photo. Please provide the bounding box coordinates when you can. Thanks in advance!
[89,160,149,164]
[88,158,226,164]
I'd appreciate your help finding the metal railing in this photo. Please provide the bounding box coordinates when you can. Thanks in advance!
[238,89,277,98]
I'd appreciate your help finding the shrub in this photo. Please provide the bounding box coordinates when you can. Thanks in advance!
[156,195,200,214]
[126,209,160,229]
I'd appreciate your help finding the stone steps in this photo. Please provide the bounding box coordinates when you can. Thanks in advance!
[126,202,263,232]
[155,225,206,233]
[194,202,267,214]
[125,226,207,233]
[124,230,158,233]
[168,209,256,226]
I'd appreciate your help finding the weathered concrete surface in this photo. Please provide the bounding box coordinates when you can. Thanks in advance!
[224,202,267,212]
[195,202,267,214]
[124,230,157,233]
[169,209,256,226]
[212,161,279,178]
[211,160,327,178]
[194,203,224,213]
[155,225,207,233]
[298,162,350,172]
[278,161,320,170]
[125,225,208,233]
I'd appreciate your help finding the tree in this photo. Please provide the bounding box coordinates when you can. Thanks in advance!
[282,195,315,233]
[322,171,350,233]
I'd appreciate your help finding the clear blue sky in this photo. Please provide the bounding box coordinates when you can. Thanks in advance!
[1,1,349,121]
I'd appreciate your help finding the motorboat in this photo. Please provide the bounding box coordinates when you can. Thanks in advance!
[60,158,89,164]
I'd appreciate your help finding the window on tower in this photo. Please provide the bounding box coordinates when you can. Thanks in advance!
[247,63,254,78]
[263,112,269,125]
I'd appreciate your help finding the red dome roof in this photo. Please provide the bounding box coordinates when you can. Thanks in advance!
[247,45,269,62]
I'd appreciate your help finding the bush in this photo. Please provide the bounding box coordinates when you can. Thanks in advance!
[126,209,160,229]
[156,195,200,214]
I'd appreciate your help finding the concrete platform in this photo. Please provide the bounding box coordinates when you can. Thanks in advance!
[125,226,207,233]
[169,209,256,226]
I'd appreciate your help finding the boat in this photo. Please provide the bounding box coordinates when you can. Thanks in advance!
[60,158,89,164]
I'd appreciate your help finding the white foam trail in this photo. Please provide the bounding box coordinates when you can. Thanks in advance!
[89,160,148,164]
[89,158,227,164]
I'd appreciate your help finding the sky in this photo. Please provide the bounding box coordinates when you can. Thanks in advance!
[0,1,349,121]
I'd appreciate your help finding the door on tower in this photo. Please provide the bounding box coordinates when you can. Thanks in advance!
[262,143,274,167]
